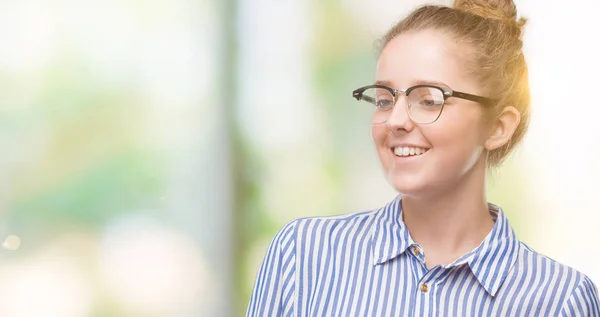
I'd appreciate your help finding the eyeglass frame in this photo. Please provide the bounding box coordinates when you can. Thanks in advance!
[352,84,496,124]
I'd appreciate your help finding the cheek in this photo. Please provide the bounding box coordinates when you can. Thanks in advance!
[438,105,486,139]
[371,125,391,163]
[426,112,487,161]
[371,125,387,146]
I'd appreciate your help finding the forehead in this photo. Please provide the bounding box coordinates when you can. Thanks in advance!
[377,29,475,91]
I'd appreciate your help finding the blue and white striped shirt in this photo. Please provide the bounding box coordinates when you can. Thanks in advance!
[246,196,600,316]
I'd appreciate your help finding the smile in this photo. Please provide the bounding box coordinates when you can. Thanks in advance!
[393,146,430,157]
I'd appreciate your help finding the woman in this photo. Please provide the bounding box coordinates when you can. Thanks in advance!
[246,0,600,316]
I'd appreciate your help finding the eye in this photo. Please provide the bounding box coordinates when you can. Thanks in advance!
[420,97,439,107]
[409,87,444,109]
[375,98,394,110]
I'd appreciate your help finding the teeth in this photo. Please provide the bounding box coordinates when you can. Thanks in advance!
[393,146,429,157]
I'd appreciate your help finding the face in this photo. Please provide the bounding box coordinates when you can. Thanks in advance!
[373,29,490,197]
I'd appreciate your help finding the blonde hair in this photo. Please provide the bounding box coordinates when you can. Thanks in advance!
[379,0,530,167]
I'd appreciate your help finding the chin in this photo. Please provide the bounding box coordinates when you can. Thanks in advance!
[386,171,432,197]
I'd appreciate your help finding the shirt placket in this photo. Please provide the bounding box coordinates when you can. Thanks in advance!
[409,244,450,317]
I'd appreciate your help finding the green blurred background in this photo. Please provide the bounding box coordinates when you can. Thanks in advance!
[0,0,598,316]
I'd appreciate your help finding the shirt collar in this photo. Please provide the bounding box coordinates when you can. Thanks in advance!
[371,195,520,297]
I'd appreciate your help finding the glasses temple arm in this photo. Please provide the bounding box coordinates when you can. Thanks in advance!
[453,91,496,105]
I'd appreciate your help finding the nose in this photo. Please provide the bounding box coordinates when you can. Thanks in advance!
[385,95,414,132]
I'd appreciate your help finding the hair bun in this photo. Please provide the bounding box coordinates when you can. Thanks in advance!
[454,0,527,30]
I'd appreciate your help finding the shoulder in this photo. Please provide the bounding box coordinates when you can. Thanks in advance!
[289,209,379,243]
[268,208,380,256]
[516,241,591,283]
[514,242,599,314]
[274,195,402,249]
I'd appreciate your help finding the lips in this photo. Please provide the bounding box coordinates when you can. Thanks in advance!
[392,146,430,157]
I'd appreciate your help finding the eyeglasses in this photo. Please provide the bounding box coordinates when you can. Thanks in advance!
[352,84,495,124]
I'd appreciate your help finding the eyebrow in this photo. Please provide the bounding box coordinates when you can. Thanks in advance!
[374,79,451,89]
[374,80,394,87]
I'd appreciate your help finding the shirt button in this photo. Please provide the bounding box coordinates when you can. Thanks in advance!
[413,247,420,256]
[420,283,429,293]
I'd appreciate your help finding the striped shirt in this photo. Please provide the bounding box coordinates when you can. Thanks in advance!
[246,196,600,316]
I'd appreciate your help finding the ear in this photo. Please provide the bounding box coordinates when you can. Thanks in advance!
[484,106,521,151]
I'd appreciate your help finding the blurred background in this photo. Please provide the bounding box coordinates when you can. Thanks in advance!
[0,0,598,316]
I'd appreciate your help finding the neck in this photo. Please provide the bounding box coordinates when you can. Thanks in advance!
[401,159,494,268]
